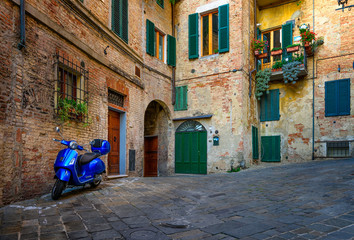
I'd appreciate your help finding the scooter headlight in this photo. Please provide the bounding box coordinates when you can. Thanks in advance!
[69,141,78,150]
[69,157,76,165]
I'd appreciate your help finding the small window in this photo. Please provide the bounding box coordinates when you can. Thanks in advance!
[155,30,165,62]
[54,54,88,123]
[174,86,187,111]
[156,0,164,8]
[325,79,350,117]
[135,66,141,78]
[327,141,350,157]
[201,11,218,56]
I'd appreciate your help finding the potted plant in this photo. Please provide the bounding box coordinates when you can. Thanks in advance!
[282,61,302,84]
[270,47,283,56]
[286,44,300,53]
[300,29,316,56]
[251,38,268,56]
[255,68,271,100]
[58,97,87,122]
[76,102,88,122]
[271,61,283,72]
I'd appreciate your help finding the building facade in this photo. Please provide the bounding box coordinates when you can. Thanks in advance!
[0,0,353,205]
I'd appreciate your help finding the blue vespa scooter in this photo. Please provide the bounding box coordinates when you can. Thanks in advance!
[51,127,110,200]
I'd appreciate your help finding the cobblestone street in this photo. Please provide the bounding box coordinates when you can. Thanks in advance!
[1,159,353,240]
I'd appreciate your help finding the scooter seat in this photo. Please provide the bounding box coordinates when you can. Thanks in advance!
[77,153,101,166]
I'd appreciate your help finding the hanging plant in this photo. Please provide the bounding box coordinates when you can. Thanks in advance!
[255,68,271,100]
[282,61,302,84]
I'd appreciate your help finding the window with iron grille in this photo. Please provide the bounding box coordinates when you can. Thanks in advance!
[108,89,125,107]
[327,141,350,157]
[54,53,89,123]
[112,0,128,43]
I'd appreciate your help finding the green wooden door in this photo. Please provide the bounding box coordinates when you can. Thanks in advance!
[261,136,281,162]
[175,131,207,174]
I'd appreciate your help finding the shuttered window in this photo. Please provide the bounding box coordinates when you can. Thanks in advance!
[252,126,259,159]
[167,35,176,66]
[282,21,293,61]
[146,19,155,56]
[325,79,351,116]
[156,0,164,8]
[189,13,199,59]
[112,0,128,43]
[260,89,280,122]
[174,86,187,111]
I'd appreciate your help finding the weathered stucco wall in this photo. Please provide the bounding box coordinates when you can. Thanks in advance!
[257,0,353,163]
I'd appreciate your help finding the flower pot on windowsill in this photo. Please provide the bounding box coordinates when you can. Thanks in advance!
[254,50,261,56]
[257,52,268,59]
[271,68,282,72]
[271,49,283,56]
[304,42,313,57]
[287,45,300,53]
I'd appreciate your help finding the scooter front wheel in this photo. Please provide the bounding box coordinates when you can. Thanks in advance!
[51,179,66,200]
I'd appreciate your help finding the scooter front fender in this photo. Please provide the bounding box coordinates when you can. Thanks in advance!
[55,168,71,182]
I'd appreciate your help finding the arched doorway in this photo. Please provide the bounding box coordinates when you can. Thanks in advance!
[175,121,207,174]
[144,100,171,177]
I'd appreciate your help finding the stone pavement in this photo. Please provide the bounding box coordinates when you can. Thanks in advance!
[1,159,353,240]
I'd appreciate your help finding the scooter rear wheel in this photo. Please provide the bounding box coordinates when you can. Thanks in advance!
[51,179,66,200]
[90,178,101,188]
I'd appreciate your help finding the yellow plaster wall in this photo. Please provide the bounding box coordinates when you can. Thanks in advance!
[257,3,301,30]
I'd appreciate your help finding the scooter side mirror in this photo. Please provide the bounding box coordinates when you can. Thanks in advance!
[55,127,60,133]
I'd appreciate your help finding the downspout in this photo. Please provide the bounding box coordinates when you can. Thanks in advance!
[171,3,176,106]
[249,0,257,97]
[312,0,315,160]
[18,0,26,49]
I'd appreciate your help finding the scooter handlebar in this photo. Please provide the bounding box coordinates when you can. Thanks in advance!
[52,138,61,142]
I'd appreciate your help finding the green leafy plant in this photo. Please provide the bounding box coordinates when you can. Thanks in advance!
[214,49,219,54]
[293,53,304,63]
[272,61,283,70]
[57,98,88,122]
[286,43,300,48]
[271,47,282,51]
[282,61,302,84]
[227,166,241,173]
[255,68,271,100]
[252,39,268,51]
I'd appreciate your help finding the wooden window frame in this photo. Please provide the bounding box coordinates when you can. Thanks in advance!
[201,11,218,57]
[261,27,282,70]
[155,29,165,62]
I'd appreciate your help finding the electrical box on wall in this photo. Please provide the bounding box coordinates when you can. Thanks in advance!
[213,136,219,146]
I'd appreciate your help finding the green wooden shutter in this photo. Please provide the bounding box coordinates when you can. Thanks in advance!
[174,86,188,111]
[261,136,281,162]
[112,0,128,43]
[156,0,164,8]
[189,13,199,59]
[282,22,293,61]
[260,89,280,121]
[146,19,155,56]
[218,4,229,53]
[112,0,120,36]
[182,86,187,110]
[252,126,259,159]
[326,79,351,116]
[325,81,337,116]
[167,35,176,66]
[338,79,350,115]
[121,0,128,43]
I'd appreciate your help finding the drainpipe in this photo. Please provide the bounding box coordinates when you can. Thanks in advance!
[18,0,26,50]
[171,3,176,106]
[312,0,315,160]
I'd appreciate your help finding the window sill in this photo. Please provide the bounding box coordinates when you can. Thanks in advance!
[200,53,220,59]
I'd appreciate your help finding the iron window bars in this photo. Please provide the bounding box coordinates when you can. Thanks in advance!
[54,53,89,123]
[108,89,125,107]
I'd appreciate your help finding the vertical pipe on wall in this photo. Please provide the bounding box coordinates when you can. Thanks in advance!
[171,3,176,106]
[18,0,26,49]
[312,0,315,160]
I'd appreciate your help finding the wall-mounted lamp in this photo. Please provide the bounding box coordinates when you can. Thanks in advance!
[104,46,109,55]
[256,23,261,27]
